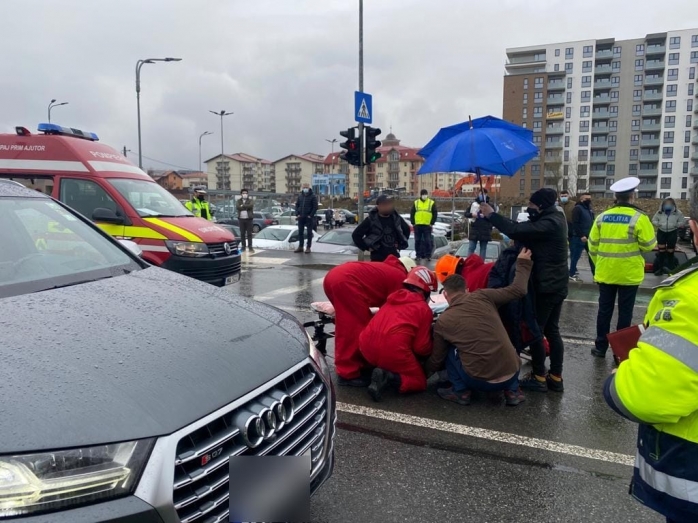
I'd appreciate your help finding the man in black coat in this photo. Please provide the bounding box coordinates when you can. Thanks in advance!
[569,192,595,281]
[480,188,569,393]
[352,195,410,262]
[294,184,318,253]
[465,189,495,260]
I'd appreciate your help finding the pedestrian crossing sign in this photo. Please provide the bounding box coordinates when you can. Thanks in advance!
[354,91,372,124]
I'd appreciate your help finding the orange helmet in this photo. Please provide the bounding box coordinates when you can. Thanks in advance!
[404,267,439,294]
[435,254,462,283]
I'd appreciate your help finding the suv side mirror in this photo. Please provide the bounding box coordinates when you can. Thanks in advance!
[93,207,124,224]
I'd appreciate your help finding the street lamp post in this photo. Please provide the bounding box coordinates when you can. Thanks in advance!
[209,110,234,189]
[47,99,68,123]
[325,138,337,204]
[198,131,213,172]
[135,57,182,169]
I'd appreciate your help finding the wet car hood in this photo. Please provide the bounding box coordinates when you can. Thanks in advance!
[0,267,309,453]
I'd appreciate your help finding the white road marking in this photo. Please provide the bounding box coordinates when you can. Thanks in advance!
[244,256,291,265]
[255,277,325,301]
[336,402,634,466]
[565,298,647,308]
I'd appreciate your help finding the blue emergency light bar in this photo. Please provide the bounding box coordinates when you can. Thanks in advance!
[37,123,99,141]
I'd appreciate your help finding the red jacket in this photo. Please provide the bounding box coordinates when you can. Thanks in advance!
[459,254,494,292]
[359,289,434,364]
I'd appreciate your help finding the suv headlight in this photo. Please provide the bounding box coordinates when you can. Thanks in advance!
[166,240,209,257]
[0,439,153,517]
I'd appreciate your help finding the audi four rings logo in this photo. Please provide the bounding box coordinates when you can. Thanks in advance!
[223,242,232,255]
[232,393,295,449]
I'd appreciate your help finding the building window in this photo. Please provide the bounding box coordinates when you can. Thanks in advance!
[686,131,692,143]
[629,163,638,172]
[531,164,541,176]
[610,121,618,131]
[690,67,696,80]
[522,122,527,128]
[522,108,527,118]
[580,121,590,132]
[668,68,679,81]
[631,134,640,145]
[681,192,687,199]
[581,91,591,102]
[534,92,543,101]
[614,46,622,55]
[634,74,643,86]
[534,77,544,88]
[565,121,571,133]
[523,78,528,89]
[520,179,526,191]
[583,45,593,57]
[580,106,590,117]
[607,164,616,175]
[531,179,540,190]
[554,64,560,72]
[608,150,616,160]
[609,135,617,145]
[564,149,570,161]
[665,115,676,128]
[555,48,560,57]
[579,135,589,146]
[632,104,642,116]
[636,44,645,56]
[566,77,573,89]
[670,36,681,48]
[533,121,542,130]
[635,58,644,70]
[632,119,640,130]
[691,51,698,63]
[633,89,642,100]
[666,84,678,97]
[582,75,592,87]
[668,53,680,65]
[663,131,675,143]
[683,177,689,188]
[565,62,573,73]
[582,61,592,72]
[666,100,677,112]
[612,76,620,85]
[630,149,639,159]
[689,83,695,96]
[661,163,673,174]
[566,107,572,119]
[565,47,574,58]
[612,60,621,71]
[662,146,674,159]
[661,177,672,189]
[523,93,528,104]
[687,115,693,127]
[566,92,572,104]
[684,162,690,174]
[534,107,543,117]
[693,35,698,46]
[579,150,589,161]
[684,146,691,159]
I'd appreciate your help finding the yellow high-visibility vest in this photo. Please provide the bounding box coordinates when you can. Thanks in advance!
[414,199,434,226]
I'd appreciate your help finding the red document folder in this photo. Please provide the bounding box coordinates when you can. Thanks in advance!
[607,324,646,364]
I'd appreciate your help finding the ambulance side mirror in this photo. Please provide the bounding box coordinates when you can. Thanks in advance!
[93,207,124,225]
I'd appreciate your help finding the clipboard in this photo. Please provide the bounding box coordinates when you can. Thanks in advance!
[607,324,646,364]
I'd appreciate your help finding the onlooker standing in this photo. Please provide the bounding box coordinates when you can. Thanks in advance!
[324,207,334,230]
[480,188,569,392]
[352,195,410,262]
[589,177,656,359]
[410,189,437,264]
[465,189,495,260]
[651,198,685,275]
[294,184,318,253]
[603,198,698,523]
[236,189,254,253]
[569,192,595,282]
[427,248,533,407]
[559,190,574,234]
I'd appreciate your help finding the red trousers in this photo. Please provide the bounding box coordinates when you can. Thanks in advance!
[323,259,406,379]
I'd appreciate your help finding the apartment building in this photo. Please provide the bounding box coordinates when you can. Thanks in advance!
[502,29,698,200]
[204,153,275,192]
[322,132,451,198]
[273,153,325,195]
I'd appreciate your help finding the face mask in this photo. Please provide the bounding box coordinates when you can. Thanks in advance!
[527,207,540,220]
[302,188,309,194]
[421,195,427,201]
[560,197,569,204]
[582,200,591,207]
[663,204,673,212]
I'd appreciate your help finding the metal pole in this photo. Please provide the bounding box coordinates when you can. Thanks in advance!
[357,0,365,261]
[198,131,212,172]
[136,61,144,169]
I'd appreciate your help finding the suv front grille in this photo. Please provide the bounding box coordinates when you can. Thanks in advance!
[208,241,239,257]
[172,365,328,523]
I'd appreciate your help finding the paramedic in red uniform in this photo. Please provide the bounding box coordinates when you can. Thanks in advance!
[360,267,438,401]
[323,255,416,387]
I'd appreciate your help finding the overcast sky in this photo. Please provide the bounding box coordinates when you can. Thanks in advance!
[1,0,696,171]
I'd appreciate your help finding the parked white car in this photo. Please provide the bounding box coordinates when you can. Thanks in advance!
[252,225,316,250]
[400,234,452,260]
[275,210,298,225]
[400,214,451,234]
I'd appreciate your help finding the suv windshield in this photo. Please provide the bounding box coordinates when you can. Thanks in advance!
[317,230,354,245]
[108,178,193,218]
[0,197,141,298]
[255,228,291,241]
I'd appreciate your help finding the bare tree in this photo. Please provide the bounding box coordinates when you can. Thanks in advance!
[566,156,588,197]
[544,156,563,191]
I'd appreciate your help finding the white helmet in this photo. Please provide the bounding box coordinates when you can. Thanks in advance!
[399,256,417,272]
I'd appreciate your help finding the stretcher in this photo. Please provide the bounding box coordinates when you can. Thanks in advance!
[304,294,449,356]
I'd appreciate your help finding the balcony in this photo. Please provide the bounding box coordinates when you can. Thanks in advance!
[595,64,613,74]
[591,123,610,134]
[641,121,661,131]
[638,183,658,192]
[643,91,663,101]
[593,95,611,105]
[544,140,563,149]
[592,109,611,118]
[595,49,614,59]
[594,78,613,88]
[692,135,698,145]
[645,60,666,71]
[638,168,658,176]
[692,152,698,161]
[547,95,565,104]
[646,44,666,55]
[546,124,564,134]
[640,153,659,162]
[691,167,698,176]
[546,112,564,120]
[590,153,608,161]
[589,170,607,178]
[641,137,661,147]
[591,139,609,148]
[547,81,566,91]
[694,120,698,129]
[645,76,664,86]
[643,106,662,116]
[505,55,547,70]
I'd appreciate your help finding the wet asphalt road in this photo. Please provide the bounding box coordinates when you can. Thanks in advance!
[229,251,662,523]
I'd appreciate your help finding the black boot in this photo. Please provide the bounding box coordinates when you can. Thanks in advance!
[368,368,401,402]
[654,251,665,275]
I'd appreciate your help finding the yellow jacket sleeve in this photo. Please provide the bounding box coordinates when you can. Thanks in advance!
[588,217,600,264]
[636,215,657,252]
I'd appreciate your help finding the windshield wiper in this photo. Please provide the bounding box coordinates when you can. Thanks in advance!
[49,275,114,291]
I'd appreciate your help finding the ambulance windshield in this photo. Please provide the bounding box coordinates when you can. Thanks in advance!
[108,179,193,218]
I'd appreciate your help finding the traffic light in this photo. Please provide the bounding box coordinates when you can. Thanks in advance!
[339,127,361,166]
[365,126,382,165]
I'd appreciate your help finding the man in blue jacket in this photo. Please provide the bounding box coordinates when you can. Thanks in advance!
[569,192,595,282]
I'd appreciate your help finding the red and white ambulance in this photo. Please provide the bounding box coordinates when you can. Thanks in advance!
[0,123,241,286]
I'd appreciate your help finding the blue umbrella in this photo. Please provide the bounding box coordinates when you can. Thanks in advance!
[417,126,538,178]
[419,115,533,159]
